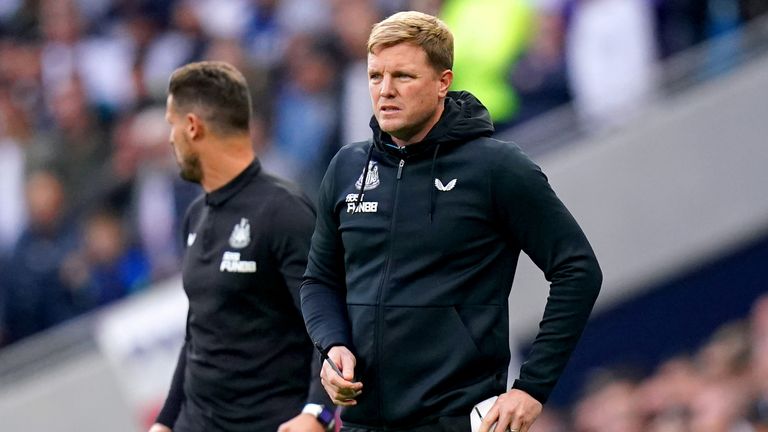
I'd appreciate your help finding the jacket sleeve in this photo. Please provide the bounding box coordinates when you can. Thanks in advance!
[493,145,602,404]
[267,192,332,407]
[156,201,196,426]
[301,155,354,354]
[155,341,187,427]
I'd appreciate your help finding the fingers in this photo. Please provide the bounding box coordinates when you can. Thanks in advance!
[477,402,499,432]
[479,390,542,432]
[321,346,363,406]
[320,362,362,405]
[337,348,356,382]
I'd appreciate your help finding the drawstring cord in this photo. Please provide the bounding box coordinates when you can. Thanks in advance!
[428,143,441,223]
[358,139,440,223]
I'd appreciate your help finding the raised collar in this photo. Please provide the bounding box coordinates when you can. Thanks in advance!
[204,159,261,207]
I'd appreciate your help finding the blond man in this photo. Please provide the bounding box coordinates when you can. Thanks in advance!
[301,11,601,432]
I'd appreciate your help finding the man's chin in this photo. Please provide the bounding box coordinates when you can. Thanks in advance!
[178,155,203,183]
[380,126,409,140]
[179,169,202,184]
[377,118,400,133]
[380,126,413,144]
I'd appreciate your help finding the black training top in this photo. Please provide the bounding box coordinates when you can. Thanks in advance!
[156,160,328,431]
[301,91,602,429]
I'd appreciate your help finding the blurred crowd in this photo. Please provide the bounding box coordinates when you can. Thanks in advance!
[0,0,765,359]
[528,294,768,432]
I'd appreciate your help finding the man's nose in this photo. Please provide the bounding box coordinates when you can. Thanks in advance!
[379,75,395,97]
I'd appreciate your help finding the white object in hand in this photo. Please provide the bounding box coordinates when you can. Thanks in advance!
[470,395,498,432]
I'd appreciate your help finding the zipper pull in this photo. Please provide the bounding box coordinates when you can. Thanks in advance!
[397,159,405,179]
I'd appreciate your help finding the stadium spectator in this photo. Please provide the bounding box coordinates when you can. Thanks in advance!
[441,0,535,128]
[38,0,136,115]
[565,0,658,129]
[332,0,379,146]
[527,410,567,432]
[203,36,274,122]
[561,299,768,432]
[0,34,45,130]
[0,83,29,255]
[688,376,753,432]
[572,369,644,432]
[634,355,702,427]
[0,259,6,346]
[748,295,768,430]
[28,77,113,215]
[60,209,150,308]
[695,320,752,383]
[272,33,342,202]
[241,0,287,68]
[138,0,209,101]
[509,1,572,125]
[240,0,333,70]
[2,170,78,344]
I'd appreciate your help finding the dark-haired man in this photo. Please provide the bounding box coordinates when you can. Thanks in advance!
[149,61,333,432]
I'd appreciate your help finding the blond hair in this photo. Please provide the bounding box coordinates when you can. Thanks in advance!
[367,11,453,72]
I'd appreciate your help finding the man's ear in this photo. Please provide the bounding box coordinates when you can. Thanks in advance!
[438,69,453,98]
[186,113,205,141]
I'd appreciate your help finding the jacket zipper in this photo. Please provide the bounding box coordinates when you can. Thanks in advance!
[374,157,405,425]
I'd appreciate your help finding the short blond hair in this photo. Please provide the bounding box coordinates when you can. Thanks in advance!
[367,11,453,72]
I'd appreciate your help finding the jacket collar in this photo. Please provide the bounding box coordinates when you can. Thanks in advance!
[205,159,261,207]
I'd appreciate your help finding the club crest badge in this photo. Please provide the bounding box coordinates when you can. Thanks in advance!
[229,218,251,249]
[355,161,380,191]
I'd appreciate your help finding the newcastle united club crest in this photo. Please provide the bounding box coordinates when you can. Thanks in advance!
[355,161,380,191]
[229,218,251,249]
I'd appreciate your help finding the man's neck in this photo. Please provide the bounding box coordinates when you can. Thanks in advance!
[199,135,255,192]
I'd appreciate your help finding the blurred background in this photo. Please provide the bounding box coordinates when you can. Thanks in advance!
[0,0,767,431]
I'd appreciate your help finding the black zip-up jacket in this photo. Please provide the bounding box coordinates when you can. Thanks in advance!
[156,160,329,431]
[301,91,602,429]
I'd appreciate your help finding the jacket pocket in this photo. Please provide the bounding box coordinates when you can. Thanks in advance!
[379,305,505,425]
[453,304,505,361]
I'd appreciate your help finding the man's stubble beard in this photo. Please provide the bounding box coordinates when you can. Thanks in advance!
[179,152,203,184]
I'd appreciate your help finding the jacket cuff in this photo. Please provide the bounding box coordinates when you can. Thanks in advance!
[155,409,177,428]
[511,379,550,404]
[319,341,352,355]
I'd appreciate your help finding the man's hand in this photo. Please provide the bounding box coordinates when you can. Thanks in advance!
[277,413,325,432]
[478,389,542,432]
[320,346,363,406]
[148,423,172,432]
